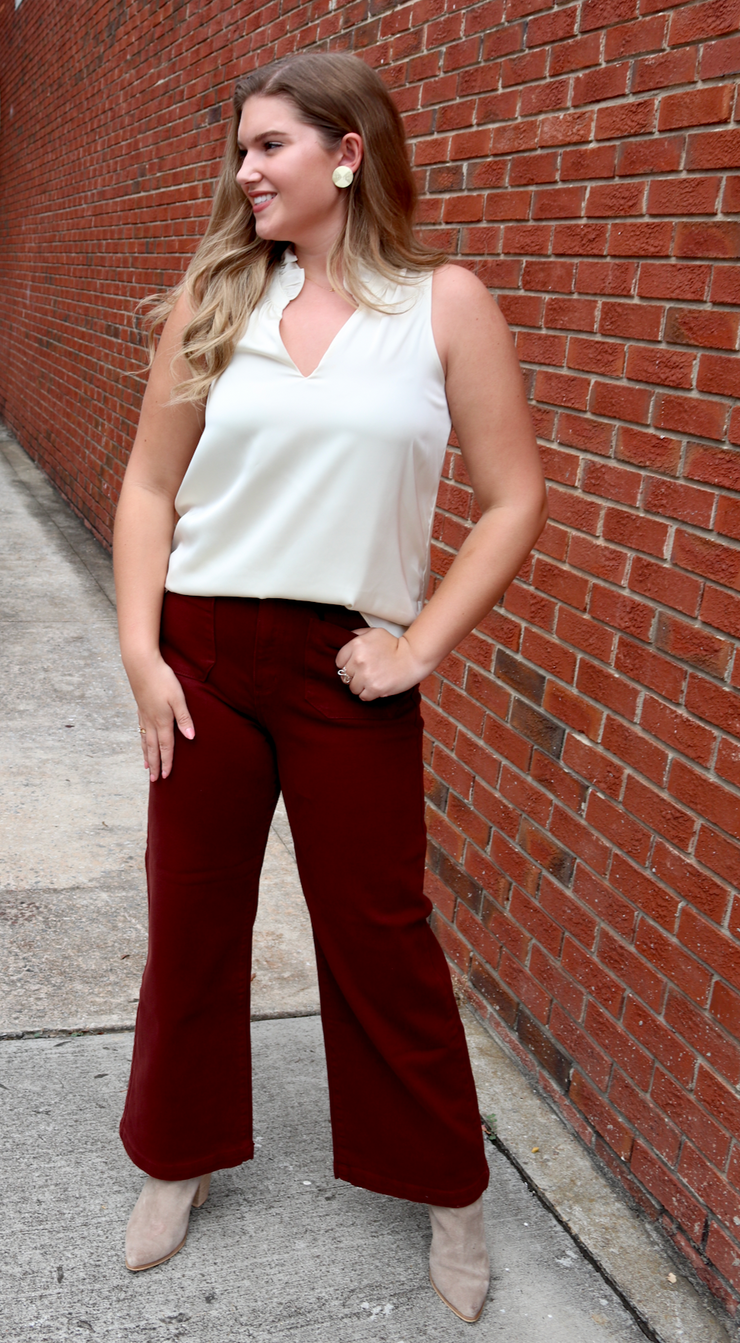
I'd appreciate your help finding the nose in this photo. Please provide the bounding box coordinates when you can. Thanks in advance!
[235,157,260,189]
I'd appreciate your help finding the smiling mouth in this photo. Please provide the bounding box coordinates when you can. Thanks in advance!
[251,193,276,211]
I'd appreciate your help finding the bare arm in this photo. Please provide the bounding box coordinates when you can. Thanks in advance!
[113,294,206,779]
[337,265,548,697]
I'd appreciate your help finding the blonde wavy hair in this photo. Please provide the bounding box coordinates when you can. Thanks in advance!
[145,51,447,403]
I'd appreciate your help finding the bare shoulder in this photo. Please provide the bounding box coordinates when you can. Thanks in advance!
[158,288,197,352]
[432,261,489,300]
[146,289,198,394]
[431,264,512,371]
[142,287,203,423]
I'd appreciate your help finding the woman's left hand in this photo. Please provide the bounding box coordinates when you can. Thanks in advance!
[335,627,428,700]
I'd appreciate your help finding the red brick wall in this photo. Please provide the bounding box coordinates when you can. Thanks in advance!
[2,0,740,1313]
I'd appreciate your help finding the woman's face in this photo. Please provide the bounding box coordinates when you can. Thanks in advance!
[236,94,362,250]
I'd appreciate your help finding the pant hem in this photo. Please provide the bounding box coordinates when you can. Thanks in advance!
[119,1125,254,1181]
[333,1159,490,1207]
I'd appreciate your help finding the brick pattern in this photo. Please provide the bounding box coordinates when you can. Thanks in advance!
[1,0,740,1313]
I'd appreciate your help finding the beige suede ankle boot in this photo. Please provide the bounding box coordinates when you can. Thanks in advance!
[125,1173,211,1271]
[428,1196,490,1322]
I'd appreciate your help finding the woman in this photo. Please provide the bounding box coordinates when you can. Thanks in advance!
[113,51,547,1324]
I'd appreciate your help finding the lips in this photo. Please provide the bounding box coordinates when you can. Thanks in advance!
[250,193,276,213]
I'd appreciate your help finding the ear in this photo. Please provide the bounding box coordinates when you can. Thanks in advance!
[337,131,363,174]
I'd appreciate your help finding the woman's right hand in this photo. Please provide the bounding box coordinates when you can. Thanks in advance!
[127,654,195,782]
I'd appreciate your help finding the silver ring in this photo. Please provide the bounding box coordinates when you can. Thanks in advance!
[337,666,351,685]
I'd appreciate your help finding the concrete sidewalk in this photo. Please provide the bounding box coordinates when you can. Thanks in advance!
[0,432,319,1032]
[2,1022,641,1343]
[0,427,733,1343]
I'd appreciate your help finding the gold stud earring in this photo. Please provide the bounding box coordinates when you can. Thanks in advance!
[332,166,354,188]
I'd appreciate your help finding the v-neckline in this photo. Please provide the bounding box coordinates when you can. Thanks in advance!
[278,304,360,380]
[272,249,362,380]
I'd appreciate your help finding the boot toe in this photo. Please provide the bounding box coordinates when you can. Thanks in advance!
[125,1216,189,1272]
[428,1197,490,1323]
[429,1263,489,1322]
[124,1175,202,1272]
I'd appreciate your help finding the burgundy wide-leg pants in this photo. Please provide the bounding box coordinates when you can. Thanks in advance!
[119,593,489,1206]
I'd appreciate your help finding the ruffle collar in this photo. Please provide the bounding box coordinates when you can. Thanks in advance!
[277,247,306,303]
[267,247,420,315]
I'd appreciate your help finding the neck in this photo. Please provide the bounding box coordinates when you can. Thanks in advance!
[293,242,340,291]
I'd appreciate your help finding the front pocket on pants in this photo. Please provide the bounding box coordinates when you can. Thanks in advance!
[303,611,418,722]
[160,592,216,683]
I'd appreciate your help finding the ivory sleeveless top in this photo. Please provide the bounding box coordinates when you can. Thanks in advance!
[165,249,452,635]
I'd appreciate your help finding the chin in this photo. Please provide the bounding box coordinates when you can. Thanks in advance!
[255,221,290,243]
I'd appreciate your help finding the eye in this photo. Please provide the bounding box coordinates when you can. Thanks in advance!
[264,141,282,151]
[236,148,247,161]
